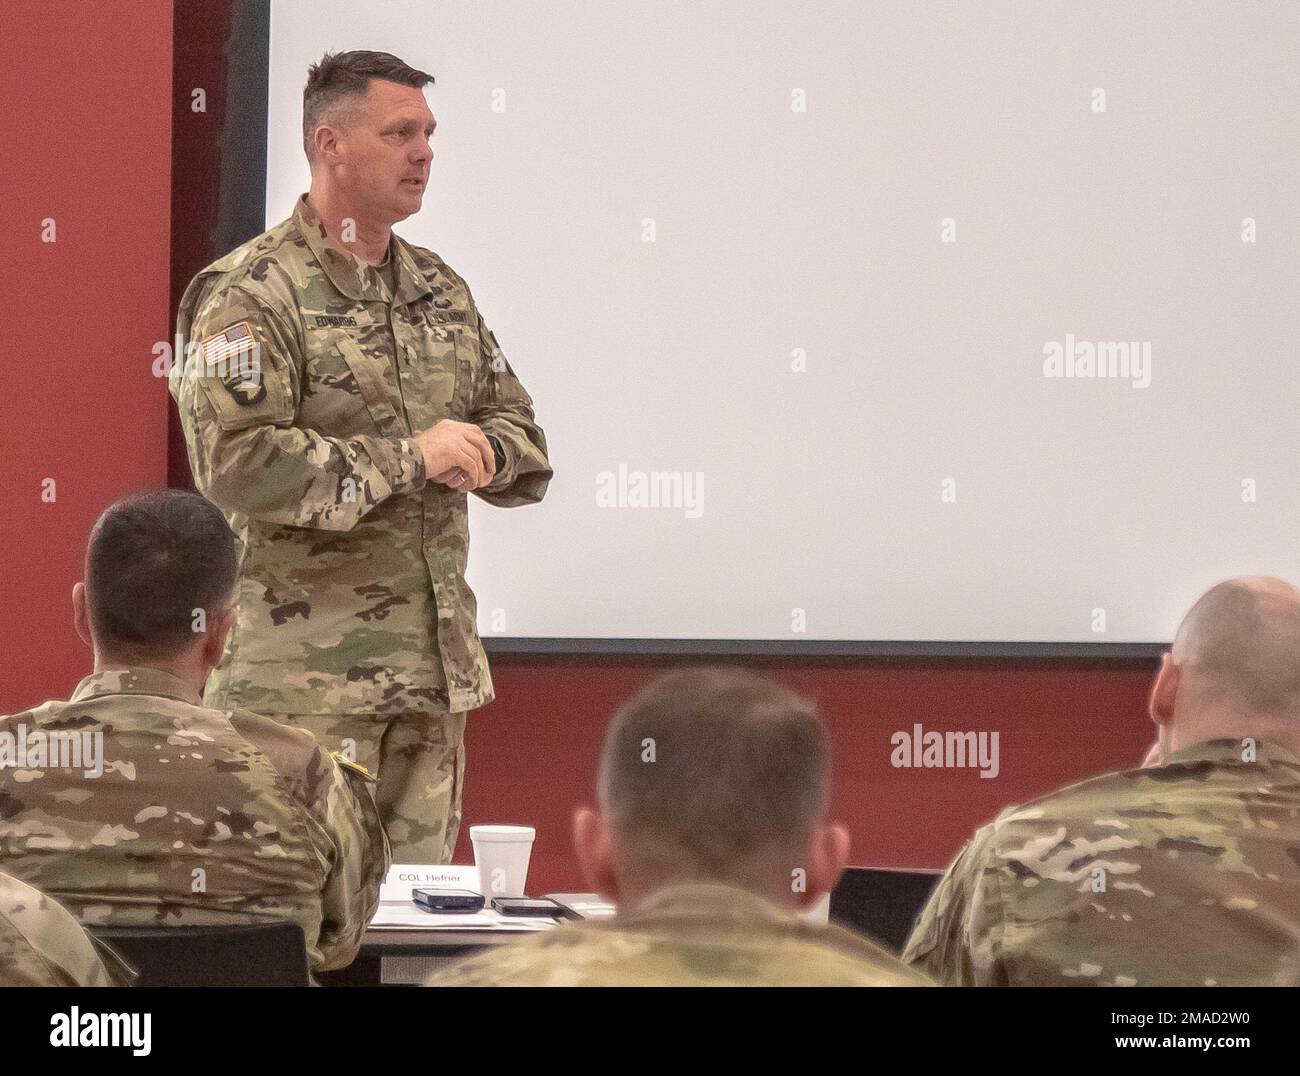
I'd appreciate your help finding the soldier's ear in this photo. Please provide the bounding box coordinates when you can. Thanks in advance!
[313,123,343,165]
[201,602,237,668]
[72,582,92,648]
[1149,651,1179,728]
[572,806,619,901]
[802,821,851,906]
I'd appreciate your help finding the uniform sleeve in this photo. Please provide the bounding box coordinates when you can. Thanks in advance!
[0,886,131,987]
[308,754,391,972]
[467,309,553,508]
[901,824,1006,986]
[170,279,427,531]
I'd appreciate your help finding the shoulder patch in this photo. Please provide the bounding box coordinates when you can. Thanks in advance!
[331,752,377,783]
[200,321,258,367]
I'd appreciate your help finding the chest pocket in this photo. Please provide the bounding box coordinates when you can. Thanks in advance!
[399,316,476,432]
[300,327,404,438]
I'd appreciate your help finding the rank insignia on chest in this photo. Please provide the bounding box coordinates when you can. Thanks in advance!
[331,752,378,782]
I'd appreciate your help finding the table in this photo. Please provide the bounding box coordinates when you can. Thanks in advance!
[318,893,612,986]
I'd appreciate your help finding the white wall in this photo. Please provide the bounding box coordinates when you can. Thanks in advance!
[268,1,1300,643]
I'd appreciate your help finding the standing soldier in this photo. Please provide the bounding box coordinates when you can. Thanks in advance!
[170,50,551,863]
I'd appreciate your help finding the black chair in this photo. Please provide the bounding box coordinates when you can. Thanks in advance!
[829,867,942,953]
[89,921,310,987]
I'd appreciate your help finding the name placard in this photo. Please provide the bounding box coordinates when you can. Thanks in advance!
[379,864,481,903]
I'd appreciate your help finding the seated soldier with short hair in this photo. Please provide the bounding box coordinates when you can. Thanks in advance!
[427,667,927,986]
[0,490,389,973]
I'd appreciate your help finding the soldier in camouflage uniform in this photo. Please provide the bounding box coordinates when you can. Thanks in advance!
[0,871,133,987]
[169,50,550,865]
[0,491,389,974]
[904,577,1300,987]
[427,881,926,987]
[427,668,928,987]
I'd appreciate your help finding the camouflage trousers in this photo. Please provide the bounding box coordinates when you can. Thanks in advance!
[276,710,467,865]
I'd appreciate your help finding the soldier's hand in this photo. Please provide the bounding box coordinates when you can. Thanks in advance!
[416,420,495,492]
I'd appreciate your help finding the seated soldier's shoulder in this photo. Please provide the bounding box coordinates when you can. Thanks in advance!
[806,921,933,986]
[425,919,618,987]
[970,756,1253,881]
[0,872,120,987]
[984,763,1150,838]
[0,703,41,730]
[223,709,341,805]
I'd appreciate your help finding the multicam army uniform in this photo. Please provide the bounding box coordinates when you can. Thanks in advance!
[425,882,930,986]
[902,738,1300,986]
[0,666,389,972]
[169,194,550,864]
[0,870,132,987]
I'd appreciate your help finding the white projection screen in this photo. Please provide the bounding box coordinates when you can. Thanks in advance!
[265,1,1300,652]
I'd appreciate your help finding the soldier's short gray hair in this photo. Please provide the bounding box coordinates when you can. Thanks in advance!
[596,667,832,887]
[302,50,434,159]
[1172,577,1300,716]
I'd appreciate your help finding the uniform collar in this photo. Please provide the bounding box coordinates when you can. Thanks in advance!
[1160,736,1300,768]
[69,666,204,708]
[292,193,432,307]
[619,882,795,929]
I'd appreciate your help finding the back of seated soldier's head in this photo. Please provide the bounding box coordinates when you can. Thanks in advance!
[74,489,237,672]
[1150,576,1300,758]
[573,667,850,910]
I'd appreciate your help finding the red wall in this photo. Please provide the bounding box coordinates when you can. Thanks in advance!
[0,2,174,713]
[0,3,1159,897]
[462,656,1156,892]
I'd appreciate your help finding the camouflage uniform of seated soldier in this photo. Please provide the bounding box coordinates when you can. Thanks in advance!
[0,490,389,974]
[905,577,1300,987]
[0,870,132,987]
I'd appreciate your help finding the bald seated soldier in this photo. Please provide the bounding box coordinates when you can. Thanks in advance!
[0,490,389,973]
[904,577,1300,987]
[427,668,928,986]
[0,871,132,987]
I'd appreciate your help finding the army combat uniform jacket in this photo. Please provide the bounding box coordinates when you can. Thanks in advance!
[169,194,551,717]
[425,882,930,986]
[0,871,130,987]
[0,667,389,972]
[903,738,1300,986]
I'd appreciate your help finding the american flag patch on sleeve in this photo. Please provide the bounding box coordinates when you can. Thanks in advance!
[200,321,257,367]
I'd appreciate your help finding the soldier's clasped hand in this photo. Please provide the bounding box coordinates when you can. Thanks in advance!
[416,419,496,492]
